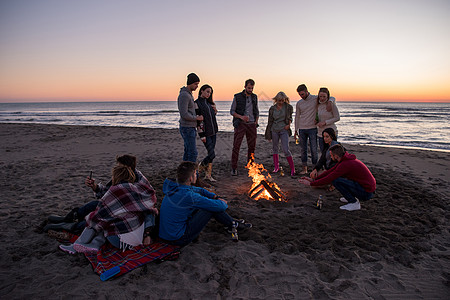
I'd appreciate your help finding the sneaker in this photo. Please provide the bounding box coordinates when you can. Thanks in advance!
[237,222,252,230]
[231,169,238,176]
[226,220,252,233]
[339,197,348,203]
[340,201,361,211]
[224,219,243,232]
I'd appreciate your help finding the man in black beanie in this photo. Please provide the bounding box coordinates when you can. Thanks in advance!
[177,73,202,162]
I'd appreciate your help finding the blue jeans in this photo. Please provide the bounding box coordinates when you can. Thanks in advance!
[332,177,373,203]
[179,126,198,162]
[318,136,325,154]
[78,201,99,219]
[201,135,216,165]
[107,214,157,248]
[171,209,234,247]
[272,130,292,157]
[299,128,318,166]
[74,200,99,231]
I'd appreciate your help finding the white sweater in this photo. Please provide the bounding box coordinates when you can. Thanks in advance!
[294,94,318,131]
[317,100,340,137]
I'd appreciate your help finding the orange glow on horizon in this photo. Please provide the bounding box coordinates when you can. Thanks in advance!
[1,77,450,103]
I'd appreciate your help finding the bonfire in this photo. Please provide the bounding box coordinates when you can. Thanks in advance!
[245,154,287,202]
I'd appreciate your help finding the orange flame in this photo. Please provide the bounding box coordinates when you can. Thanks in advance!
[245,154,285,201]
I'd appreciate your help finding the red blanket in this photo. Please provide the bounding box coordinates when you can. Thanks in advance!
[84,241,180,279]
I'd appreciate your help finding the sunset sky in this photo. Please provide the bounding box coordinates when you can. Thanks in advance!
[1,0,449,103]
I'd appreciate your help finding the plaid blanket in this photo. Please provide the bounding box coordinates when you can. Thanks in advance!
[84,241,180,279]
[86,169,158,236]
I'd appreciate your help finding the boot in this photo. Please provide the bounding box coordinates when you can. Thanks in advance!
[73,231,106,253]
[47,215,66,223]
[204,163,216,182]
[286,156,296,176]
[43,222,77,233]
[59,244,76,255]
[272,154,279,173]
[198,163,207,175]
[194,176,211,188]
[48,207,78,223]
[299,165,308,175]
[77,227,96,244]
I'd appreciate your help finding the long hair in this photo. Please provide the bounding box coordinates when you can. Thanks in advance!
[272,91,290,104]
[317,87,330,104]
[198,84,214,105]
[116,154,136,169]
[112,165,136,186]
[322,128,337,152]
[322,127,337,141]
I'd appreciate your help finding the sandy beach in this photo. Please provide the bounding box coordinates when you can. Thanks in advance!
[0,122,449,299]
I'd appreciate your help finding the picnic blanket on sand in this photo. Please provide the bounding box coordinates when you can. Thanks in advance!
[83,240,180,279]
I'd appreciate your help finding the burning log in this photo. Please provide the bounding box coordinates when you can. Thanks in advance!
[250,186,266,199]
[260,180,282,201]
[247,179,287,202]
[246,154,288,202]
[268,183,287,200]
[248,182,263,196]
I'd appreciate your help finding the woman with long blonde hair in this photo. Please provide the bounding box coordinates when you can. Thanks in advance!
[264,91,296,176]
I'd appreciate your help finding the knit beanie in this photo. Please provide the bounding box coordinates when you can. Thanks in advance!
[187,73,200,85]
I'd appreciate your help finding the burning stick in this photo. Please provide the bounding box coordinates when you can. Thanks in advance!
[269,184,287,201]
[248,182,263,196]
[260,180,282,201]
[250,186,266,199]
[246,154,288,202]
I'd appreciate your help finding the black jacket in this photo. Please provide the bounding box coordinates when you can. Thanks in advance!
[232,90,259,128]
[195,97,218,136]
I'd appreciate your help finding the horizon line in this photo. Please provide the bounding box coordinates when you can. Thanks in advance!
[1,99,450,104]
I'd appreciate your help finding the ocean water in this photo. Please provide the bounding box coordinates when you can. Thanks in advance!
[1,101,449,152]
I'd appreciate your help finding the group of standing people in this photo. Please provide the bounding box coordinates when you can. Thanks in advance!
[177,73,342,180]
[177,73,375,212]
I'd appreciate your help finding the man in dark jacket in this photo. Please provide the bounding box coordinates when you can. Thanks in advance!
[299,144,376,211]
[230,79,259,175]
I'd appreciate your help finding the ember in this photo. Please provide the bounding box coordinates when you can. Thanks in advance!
[245,154,287,202]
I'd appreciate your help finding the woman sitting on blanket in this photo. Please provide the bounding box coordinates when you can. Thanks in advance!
[45,154,139,235]
[83,156,158,250]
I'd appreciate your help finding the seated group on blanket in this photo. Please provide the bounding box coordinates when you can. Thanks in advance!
[50,155,251,254]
